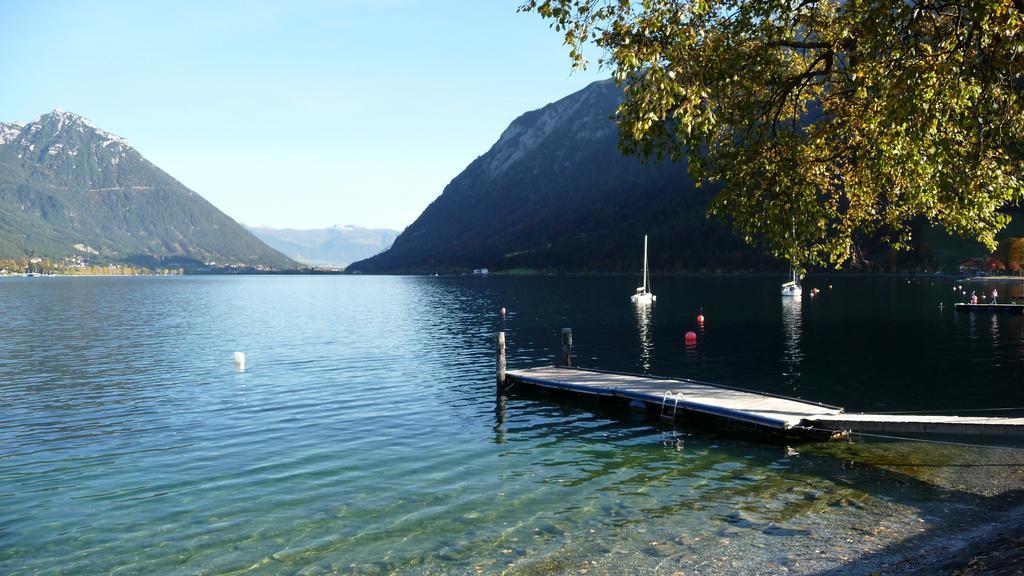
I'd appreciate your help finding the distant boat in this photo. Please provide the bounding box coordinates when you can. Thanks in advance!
[781,266,802,297]
[631,235,656,304]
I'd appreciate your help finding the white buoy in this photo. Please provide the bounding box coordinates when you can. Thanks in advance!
[233,351,246,370]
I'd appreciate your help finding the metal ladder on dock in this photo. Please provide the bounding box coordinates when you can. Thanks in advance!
[661,392,683,424]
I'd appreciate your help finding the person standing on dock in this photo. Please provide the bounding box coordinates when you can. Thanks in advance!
[971,291,978,305]
[992,288,999,304]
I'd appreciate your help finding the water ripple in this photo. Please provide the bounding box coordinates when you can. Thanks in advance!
[1,275,1022,575]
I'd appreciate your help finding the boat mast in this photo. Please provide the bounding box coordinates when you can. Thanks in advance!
[789,224,799,286]
[643,235,649,293]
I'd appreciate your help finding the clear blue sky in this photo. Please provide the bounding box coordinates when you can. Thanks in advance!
[0,1,605,231]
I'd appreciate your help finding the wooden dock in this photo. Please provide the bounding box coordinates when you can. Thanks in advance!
[954,303,1024,314]
[507,366,843,437]
[808,413,1024,437]
[505,365,1024,439]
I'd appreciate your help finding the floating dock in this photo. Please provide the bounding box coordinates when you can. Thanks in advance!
[505,365,1024,439]
[507,366,842,434]
[809,413,1024,437]
[954,303,1024,314]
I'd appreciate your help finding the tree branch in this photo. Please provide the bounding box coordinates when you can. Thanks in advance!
[766,40,831,50]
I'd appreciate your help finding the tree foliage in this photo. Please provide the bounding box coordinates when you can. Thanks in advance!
[997,236,1024,272]
[521,0,1024,271]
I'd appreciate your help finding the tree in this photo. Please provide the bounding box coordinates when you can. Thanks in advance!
[997,236,1024,273]
[521,0,1024,272]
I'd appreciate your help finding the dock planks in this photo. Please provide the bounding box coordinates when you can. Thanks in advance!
[807,413,1024,437]
[954,303,1024,314]
[506,366,841,431]
[506,366,1024,438]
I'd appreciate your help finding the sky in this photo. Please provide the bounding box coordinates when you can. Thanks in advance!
[0,0,605,231]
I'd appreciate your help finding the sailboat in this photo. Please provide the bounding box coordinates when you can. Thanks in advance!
[631,235,656,304]
[781,265,802,297]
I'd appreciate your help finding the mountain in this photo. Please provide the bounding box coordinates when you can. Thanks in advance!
[246,224,399,268]
[0,109,297,270]
[348,80,1016,275]
[347,80,774,274]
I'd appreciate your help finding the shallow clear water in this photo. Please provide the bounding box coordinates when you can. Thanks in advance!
[1,274,1022,575]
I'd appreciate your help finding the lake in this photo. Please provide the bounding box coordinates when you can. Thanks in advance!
[1,274,1023,575]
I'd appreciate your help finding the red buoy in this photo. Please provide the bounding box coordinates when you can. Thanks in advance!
[685,331,698,343]
[697,314,705,324]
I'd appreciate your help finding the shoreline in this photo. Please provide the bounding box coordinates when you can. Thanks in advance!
[820,495,1024,576]
[966,275,1024,282]
[898,504,1024,575]
[5,269,1021,279]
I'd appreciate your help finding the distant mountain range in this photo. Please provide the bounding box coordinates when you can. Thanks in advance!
[349,79,1010,274]
[247,225,399,268]
[348,80,772,274]
[0,109,296,270]
[3,102,1003,276]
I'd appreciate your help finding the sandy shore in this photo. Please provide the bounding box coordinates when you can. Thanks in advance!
[894,505,1024,575]
[942,526,1024,575]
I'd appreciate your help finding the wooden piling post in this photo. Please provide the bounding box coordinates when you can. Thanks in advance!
[562,328,572,367]
[496,331,506,396]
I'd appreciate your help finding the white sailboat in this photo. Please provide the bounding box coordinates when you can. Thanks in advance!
[781,265,802,297]
[631,235,656,304]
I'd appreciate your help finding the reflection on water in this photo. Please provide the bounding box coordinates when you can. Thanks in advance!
[633,301,653,373]
[992,312,1000,349]
[781,295,803,391]
[0,275,1021,576]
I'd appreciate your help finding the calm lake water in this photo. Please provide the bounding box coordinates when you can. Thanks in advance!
[2,274,1023,575]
